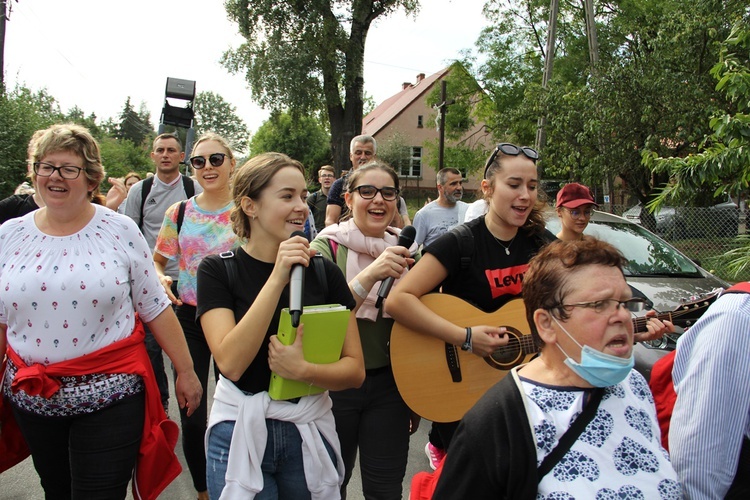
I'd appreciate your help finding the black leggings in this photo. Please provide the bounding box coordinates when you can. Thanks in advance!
[174,303,217,493]
[12,391,145,500]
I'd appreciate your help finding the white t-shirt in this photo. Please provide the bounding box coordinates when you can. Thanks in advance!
[0,205,170,365]
[464,199,488,222]
[412,200,468,247]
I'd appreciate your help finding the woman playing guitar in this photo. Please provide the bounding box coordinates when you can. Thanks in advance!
[387,144,674,455]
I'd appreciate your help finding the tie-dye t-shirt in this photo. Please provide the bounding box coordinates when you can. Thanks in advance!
[524,371,681,499]
[155,197,237,307]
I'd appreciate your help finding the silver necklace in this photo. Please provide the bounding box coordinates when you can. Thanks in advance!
[492,234,516,255]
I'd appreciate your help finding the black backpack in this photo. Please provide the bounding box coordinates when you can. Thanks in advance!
[138,175,196,232]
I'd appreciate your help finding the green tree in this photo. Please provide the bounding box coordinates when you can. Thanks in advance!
[222,0,419,176]
[248,110,331,179]
[0,85,61,198]
[116,97,153,147]
[98,137,152,183]
[469,0,745,207]
[194,91,250,155]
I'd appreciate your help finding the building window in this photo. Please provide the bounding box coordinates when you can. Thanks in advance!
[417,115,423,128]
[400,147,422,178]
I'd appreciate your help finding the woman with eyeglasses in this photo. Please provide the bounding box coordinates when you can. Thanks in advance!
[196,152,364,498]
[0,123,202,498]
[388,143,555,453]
[432,239,681,498]
[152,132,238,500]
[555,182,598,241]
[310,161,420,499]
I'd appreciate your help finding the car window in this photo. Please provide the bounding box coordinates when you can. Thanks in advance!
[546,216,702,277]
[585,222,701,276]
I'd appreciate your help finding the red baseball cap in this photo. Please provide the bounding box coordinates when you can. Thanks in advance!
[556,183,598,209]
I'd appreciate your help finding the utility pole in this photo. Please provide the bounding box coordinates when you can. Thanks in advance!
[535,0,559,155]
[583,0,599,73]
[1,0,8,90]
[436,79,455,170]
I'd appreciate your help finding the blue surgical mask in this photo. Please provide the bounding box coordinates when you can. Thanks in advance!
[552,316,634,387]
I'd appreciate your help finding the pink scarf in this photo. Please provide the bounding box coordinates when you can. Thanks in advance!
[318,220,417,321]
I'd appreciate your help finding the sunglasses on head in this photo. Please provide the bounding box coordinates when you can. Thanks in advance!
[189,153,226,169]
[484,143,539,176]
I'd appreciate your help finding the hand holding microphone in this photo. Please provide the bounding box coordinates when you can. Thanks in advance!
[375,225,416,308]
[288,231,308,327]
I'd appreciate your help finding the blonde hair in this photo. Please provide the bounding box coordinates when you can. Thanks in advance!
[191,132,235,162]
[231,152,305,240]
[31,123,105,204]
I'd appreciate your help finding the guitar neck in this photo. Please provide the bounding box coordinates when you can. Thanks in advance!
[632,312,672,333]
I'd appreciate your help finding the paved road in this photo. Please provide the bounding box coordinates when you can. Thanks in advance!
[2,359,433,499]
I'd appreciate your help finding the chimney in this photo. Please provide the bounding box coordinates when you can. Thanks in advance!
[416,73,425,83]
[402,82,411,90]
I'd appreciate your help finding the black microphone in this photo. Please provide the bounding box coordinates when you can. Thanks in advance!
[289,231,308,327]
[375,225,416,309]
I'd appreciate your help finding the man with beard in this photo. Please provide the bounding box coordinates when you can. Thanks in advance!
[413,167,468,248]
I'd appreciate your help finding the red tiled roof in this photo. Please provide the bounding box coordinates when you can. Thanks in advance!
[362,67,451,135]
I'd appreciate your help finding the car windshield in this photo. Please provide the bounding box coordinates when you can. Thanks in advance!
[584,221,701,277]
[546,216,702,277]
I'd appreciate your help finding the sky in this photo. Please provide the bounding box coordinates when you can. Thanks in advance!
[3,0,487,135]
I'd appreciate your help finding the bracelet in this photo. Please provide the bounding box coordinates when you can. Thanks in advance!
[351,278,368,299]
[461,327,472,352]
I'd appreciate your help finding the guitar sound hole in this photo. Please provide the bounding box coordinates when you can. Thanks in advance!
[484,326,525,370]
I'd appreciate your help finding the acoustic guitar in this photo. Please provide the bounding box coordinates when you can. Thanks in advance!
[390,292,718,423]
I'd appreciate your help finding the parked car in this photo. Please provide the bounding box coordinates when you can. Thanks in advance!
[622,196,739,239]
[546,210,729,380]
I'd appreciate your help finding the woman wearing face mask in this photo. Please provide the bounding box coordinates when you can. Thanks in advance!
[433,239,681,499]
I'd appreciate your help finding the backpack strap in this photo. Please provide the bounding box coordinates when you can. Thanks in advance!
[176,200,187,235]
[537,388,605,481]
[182,175,196,198]
[450,224,473,270]
[311,255,328,299]
[219,250,237,291]
[138,176,155,231]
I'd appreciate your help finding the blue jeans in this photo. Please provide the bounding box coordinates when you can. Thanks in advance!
[206,417,337,500]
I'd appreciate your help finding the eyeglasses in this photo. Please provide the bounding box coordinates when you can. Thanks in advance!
[564,207,594,218]
[189,153,227,169]
[351,185,399,201]
[484,143,539,176]
[555,297,648,315]
[320,173,336,179]
[33,162,84,180]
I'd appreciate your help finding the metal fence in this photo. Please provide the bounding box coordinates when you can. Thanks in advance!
[603,203,750,283]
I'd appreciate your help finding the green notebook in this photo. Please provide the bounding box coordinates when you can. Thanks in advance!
[268,304,351,400]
